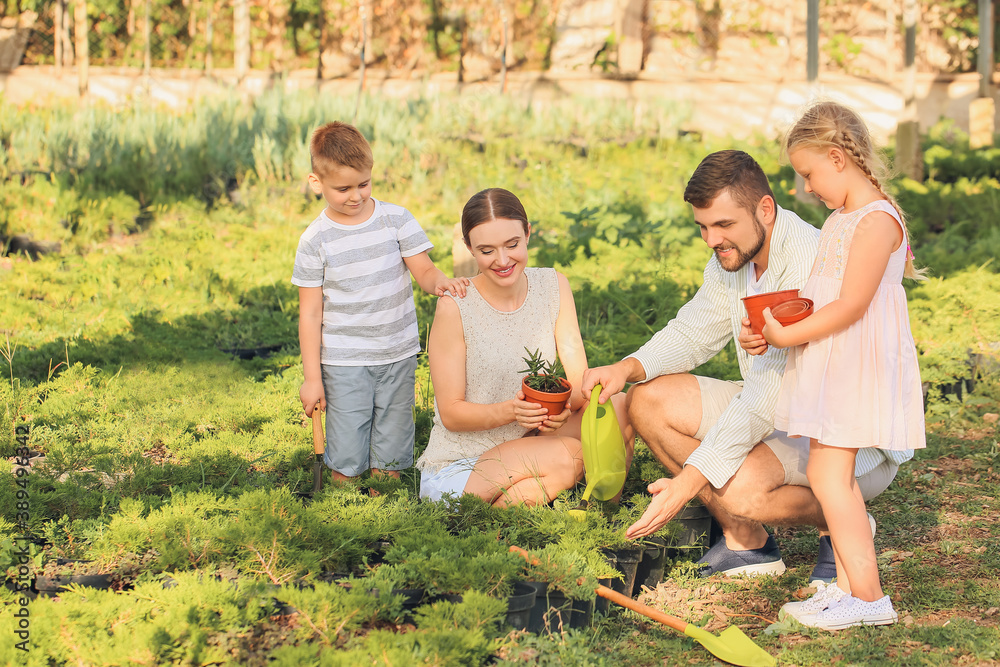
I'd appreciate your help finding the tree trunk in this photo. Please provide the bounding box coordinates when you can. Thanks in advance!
[185,0,196,41]
[206,1,213,72]
[617,0,645,73]
[61,0,73,66]
[143,0,151,73]
[74,0,88,97]
[54,0,63,72]
[262,0,288,72]
[316,0,324,79]
[234,0,249,83]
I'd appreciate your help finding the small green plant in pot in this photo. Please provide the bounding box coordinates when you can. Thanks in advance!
[519,348,572,416]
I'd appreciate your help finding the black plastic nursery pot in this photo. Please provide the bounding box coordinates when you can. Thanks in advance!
[667,502,717,559]
[539,589,574,631]
[632,536,667,597]
[270,597,297,616]
[3,577,36,601]
[595,575,615,615]
[393,588,426,610]
[606,546,642,598]
[35,574,114,597]
[569,596,595,628]
[369,586,426,624]
[523,582,574,632]
[523,581,549,632]
[34,559,115,597]
[505,582,537,631]
[219,344,283,360]
[421,583,538,631]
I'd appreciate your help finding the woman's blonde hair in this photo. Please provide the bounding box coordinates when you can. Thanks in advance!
[783,101,925,280]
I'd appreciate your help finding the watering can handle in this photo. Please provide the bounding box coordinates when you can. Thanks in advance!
[589,383,603,405]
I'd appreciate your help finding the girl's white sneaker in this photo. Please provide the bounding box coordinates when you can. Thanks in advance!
[781,581,848,622]
[808,594,898,630]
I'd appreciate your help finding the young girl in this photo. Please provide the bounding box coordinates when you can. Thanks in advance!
[761,101,926,630]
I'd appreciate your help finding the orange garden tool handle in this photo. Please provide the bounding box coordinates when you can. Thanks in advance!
[510,545,540,565]
[509,546,687,635]
[311,404,325,456]
[595,584,687,634]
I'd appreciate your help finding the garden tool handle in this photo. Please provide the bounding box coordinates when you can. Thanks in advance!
[311,403,325,456]
[509,546,687,634]
[509,545,540,566]
[595,584,687,634]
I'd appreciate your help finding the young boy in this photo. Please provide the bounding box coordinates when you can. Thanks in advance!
[292,121,468,483]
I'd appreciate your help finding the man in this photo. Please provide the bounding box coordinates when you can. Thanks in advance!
[583,150,910,579]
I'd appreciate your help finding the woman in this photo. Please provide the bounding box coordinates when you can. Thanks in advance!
[416,188,631,506]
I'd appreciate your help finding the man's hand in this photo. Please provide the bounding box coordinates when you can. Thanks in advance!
[625,478,693,539]
[738,316,768,355]
[582,359,642,404]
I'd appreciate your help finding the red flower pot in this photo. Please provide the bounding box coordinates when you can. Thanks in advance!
[741,289,800,335]
[521,377,572,416]
[771,297,814,326]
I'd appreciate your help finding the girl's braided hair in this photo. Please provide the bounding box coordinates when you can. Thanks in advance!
[783,101,925,280]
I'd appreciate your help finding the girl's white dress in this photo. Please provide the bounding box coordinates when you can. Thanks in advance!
[774,199,925,451]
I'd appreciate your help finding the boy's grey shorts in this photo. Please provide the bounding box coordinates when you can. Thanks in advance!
[694,376,898,501]
[321,355,417,477]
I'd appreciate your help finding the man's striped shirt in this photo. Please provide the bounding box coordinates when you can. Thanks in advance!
[628,206,824,489]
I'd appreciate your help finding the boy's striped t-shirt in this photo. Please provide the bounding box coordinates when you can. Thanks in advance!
[291,198,433,366]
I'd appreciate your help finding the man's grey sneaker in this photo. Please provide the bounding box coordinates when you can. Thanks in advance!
[696,534,786,577]
[781,581,848,622]
[806,594,898,630]
[809,513,878,585]
[809,536,837,584]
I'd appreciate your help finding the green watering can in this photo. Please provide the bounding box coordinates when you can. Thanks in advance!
[568,384,627,520]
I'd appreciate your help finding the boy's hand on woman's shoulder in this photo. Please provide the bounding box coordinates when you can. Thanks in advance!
[436,276,470,298]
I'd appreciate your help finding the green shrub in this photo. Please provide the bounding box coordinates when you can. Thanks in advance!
[909,267,1000,389]
[0,572,279,665]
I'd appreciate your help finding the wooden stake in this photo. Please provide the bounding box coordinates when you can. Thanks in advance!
[235,0,250,86]
[74,0,88,98]
[499,4,508,94]
[54,0,64,74]
[206,1,214,74]
[354,1,366,122]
